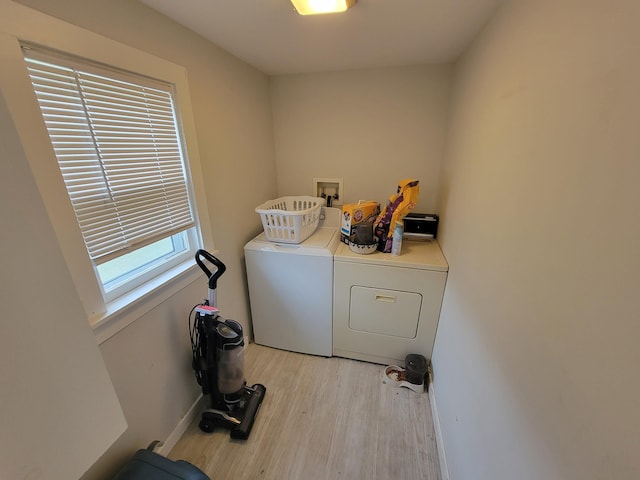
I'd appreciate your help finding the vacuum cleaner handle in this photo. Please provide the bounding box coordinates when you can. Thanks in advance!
[195,249,227,290]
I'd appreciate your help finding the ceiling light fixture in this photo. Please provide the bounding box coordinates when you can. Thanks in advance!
[290,0,357,16]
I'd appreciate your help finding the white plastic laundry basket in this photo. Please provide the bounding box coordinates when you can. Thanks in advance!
[255,196,324,244]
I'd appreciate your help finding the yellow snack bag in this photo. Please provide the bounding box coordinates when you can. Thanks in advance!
[374,179,420,252]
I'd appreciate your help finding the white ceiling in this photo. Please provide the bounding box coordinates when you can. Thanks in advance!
[140,0,503,75]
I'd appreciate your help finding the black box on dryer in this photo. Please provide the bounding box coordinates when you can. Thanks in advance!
[402,213,439,240]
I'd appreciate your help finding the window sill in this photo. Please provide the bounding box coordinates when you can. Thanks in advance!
[91,257,209,345]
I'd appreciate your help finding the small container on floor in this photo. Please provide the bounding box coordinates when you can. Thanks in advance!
[405,354,428,385]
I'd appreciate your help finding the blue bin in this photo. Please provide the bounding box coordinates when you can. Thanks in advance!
[112,448,209,480]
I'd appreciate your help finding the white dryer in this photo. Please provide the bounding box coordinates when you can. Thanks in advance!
[333,239,448,365]
[244,207,340,356]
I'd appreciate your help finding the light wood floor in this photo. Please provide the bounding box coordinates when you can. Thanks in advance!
[169,344,441,480]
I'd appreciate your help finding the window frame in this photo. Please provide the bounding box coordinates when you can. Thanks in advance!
[23,46,203,305]
[0,18,213,342]
[96,228,197,303]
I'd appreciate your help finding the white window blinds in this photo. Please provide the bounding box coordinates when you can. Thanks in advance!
[23,47,195,264]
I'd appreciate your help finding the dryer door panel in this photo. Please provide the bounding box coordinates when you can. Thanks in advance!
[333,257,447,365]
[349,286,422,338]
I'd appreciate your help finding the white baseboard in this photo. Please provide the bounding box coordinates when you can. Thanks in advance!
[157,394,204,456]
[429,371,450,480]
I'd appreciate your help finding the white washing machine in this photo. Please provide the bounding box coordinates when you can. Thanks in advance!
[244,207,341,356]
[333,239,448,366]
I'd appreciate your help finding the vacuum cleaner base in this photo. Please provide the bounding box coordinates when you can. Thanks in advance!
[199,384,266,439]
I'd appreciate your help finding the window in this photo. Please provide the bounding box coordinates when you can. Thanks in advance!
[22,45,200,301]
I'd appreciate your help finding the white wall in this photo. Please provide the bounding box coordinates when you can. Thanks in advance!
[7,1,277,478]
[0,86,127,480]
[434,1,640,479]
[270,65,452,212]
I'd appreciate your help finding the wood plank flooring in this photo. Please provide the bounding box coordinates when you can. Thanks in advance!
[169,344,441,480]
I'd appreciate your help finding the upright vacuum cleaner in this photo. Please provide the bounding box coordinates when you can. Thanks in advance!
[189,249,266,439]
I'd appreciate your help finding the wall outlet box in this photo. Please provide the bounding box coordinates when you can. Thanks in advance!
[313,178,343,206]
